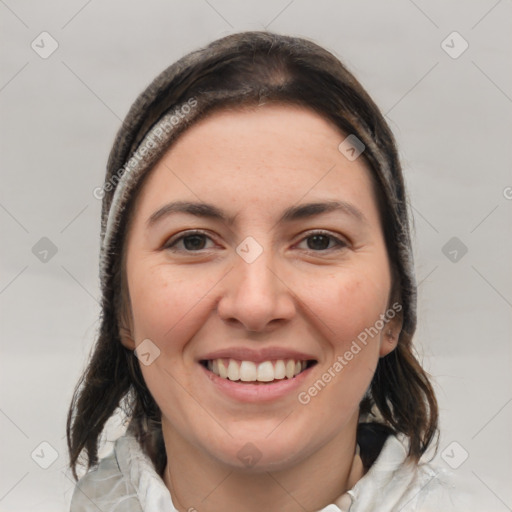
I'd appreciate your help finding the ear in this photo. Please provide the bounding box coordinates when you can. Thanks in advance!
[119,324,136,350]
[379,314,402,358]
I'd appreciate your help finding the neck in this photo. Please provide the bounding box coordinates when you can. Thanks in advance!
[162,415,365,512]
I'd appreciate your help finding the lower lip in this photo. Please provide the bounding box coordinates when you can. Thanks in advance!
[200,364,315,402]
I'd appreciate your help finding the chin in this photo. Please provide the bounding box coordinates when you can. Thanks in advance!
[199,426,317,473]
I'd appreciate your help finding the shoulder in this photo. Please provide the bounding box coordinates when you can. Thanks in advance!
[70,435,168,512]
[349,435,466,512]
[396,459,461,511]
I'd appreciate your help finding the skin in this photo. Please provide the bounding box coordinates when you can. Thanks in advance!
[120,104,401,512]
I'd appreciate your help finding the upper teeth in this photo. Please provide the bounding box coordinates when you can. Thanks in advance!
[206,359,307,382]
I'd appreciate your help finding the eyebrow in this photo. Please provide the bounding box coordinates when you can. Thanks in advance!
[146,199,367,228]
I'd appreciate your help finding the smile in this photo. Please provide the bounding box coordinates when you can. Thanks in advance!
[201,358,316,384]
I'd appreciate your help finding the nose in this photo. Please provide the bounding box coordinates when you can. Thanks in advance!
[216,247,296,334]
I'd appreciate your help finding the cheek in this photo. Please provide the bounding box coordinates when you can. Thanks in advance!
[296,273,388,420]
[128,265,221,418]
[128,263,220,349]
[304,267,391,348]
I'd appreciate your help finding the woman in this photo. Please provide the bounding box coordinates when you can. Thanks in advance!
[67,31,460,511]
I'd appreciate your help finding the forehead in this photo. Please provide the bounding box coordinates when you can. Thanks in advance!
[131,103,380,226]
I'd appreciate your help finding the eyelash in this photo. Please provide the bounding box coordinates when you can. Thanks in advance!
[164,229,348,254]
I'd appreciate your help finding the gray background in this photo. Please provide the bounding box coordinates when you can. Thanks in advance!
[1,1,511,510]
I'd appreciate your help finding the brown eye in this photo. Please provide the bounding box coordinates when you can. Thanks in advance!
[297,231,347,252]
[182,234,208,251]
[165,231,215,252]
[307,234,331,250]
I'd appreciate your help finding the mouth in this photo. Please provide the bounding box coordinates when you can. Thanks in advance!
[200,358,318,384]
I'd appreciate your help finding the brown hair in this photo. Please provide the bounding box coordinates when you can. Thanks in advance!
[67,31,438,479]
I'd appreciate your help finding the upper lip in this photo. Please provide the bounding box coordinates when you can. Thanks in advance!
[199,347,318,364]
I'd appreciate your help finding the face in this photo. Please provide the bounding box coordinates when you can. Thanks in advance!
[121,104,401,471]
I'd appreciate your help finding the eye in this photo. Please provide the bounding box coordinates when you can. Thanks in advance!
[164,230,217,252]
[164,229,347,253]
[296,231,347,252]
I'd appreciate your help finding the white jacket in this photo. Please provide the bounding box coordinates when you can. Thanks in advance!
[70,433,464,511]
